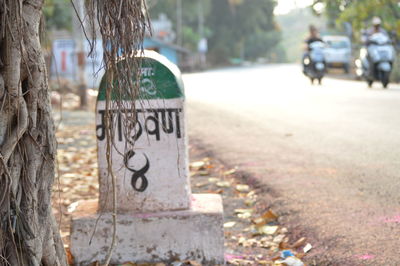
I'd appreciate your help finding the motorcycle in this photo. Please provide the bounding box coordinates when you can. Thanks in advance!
[355,32,395,88]
[303,41,326,85]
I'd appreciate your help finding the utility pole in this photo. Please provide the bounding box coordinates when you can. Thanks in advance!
[72,0,88,109]
[176,0,183,47]
[197,0,207,69]
[197,0,204,38]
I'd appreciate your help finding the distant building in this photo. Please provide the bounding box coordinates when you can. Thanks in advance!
[144,37,190,67]
[49,12,191,86]
[145,13,193,69]
[49,37,104,88]
[151,13,176,44]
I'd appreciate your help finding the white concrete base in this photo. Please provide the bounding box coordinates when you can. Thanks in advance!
[70,194,224,265]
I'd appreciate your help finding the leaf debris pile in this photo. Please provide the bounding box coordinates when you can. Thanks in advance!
[52,114,99,255]
[188,155,312,266]
[51,110,311,265]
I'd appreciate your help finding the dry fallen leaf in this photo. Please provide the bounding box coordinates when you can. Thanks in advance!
[291,237,306,249]
[273,234,286,244]
[195,181,209,188]
[242,238,258,248]
[237,236,246,245]
[244,198,256,207]
[224,221,237,228]
[189,161,205,169]
[204,189,223,194]
[223,168,236,176]
[279,238,290,250]
[256,260,273,265]
[237,212,252,219]
[65,247,74,265]
[258,225,279,235]
[198,170,210,176]
[229,259,254,265]
[253,209,279,226]
[234,208,253,214]
[280,227,288,234]
[235,184,250,193]
[216,181,231,188]
[235,208,253,219]
[207,177,220,183]
[247,191,256,197]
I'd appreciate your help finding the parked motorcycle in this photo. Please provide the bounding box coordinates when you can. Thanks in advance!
[355,32,395,88]
[303,41,326,85]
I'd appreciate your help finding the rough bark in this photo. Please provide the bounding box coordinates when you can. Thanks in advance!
[0,0,66,265]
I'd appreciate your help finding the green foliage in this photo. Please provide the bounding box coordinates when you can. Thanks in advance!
[43,0,55,18]
[44,0,72,30]
[312,0,352,28]
[313,0,400,37]
[391,60,400,82]
[147,0,212,50]
[206,0,236,64]
[148,0,282,65]
[277,8,326,63]
[207,0,282,64]
[244,31,281,60]
[338,0,400,37]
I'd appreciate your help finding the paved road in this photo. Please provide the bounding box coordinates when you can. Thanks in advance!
[183,64,400,265]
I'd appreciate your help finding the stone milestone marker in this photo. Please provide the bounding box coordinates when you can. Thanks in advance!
[70,51,224,265]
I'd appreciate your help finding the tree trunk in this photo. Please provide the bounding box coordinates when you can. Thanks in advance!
[0,0,66,265]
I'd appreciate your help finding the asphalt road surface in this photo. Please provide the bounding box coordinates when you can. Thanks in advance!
[183,64,400,265]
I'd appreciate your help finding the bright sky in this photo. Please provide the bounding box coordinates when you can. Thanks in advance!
[274,0,313,15]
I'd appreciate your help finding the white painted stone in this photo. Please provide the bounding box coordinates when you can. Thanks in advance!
[70,194,224,265]
[96,99,191,213]
[71,52,224,265]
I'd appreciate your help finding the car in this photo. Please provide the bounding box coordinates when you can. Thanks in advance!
[322,35,352,73]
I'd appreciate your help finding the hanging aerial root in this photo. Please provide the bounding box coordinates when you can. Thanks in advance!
[83,1,150,264]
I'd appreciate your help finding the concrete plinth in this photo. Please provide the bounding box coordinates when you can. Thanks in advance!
[70,194,224,265]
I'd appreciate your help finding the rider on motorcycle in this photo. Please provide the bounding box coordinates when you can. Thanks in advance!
[305,25,323,47]
[363,17,388,42]
[362,17,390,75]
[358,16,394,88]
[303,25,323,73]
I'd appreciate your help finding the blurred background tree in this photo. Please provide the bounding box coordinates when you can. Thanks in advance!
[207,0,284,64]
[311,0,353,29]
[44,0,72,31]
[148,0,284,65]
[277,8,326,63]
[337,0,400,38]
[147,0,211,51]
[312,0,400,39]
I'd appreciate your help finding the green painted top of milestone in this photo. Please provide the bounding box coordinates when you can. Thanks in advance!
[97,51,184,101]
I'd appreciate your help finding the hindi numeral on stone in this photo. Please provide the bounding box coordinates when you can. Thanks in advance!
[123,150,149,192]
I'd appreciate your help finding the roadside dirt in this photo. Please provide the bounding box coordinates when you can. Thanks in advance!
[52,109,312,265]
[189,139,313,265]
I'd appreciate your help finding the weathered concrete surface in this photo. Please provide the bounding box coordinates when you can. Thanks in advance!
[70,194,224,265]
[97,99,192,213]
